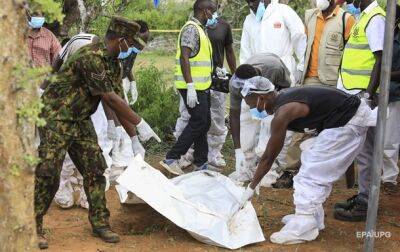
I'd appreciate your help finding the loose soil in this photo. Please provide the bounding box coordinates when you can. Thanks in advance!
[38,154,400,252]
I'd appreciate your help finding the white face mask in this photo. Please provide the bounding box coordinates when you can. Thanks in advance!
[316,0,330,11]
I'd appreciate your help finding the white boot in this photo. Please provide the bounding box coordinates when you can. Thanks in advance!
[270,213,319,244]
[260,168,282,188]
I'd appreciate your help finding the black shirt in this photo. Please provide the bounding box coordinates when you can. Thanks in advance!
[389,29,400,103]
[274,86,361,133]
[206,19,233,69]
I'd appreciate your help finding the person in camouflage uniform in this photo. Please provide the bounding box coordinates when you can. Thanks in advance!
[35,17,160,249]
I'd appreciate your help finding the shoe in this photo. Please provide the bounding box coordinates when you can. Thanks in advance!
[333,197,368,222]
[382,182,399,195]
[93,228,120,243]
[159,159,184,175]
[333,194,359,210]
[37,233,49,250]
[260,169,282,188]
[270,214,319,244]
[193,163,210,171]
[272,171,295,189]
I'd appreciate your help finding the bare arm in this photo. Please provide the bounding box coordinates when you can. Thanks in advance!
[366,51,383,96]
[180,46,193,84]
[249,103,309,189]
[225,44,236,74]
[229,108,241,149]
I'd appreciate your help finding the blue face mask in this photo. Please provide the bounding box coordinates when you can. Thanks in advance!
[347,3,361,16]
[255,1,266,22]
[118,40,141,60]
[206,12,219,27]
[29,16,45,29]
[250,98,268,120]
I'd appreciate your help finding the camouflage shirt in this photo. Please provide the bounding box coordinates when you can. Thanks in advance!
[41,42,124,122]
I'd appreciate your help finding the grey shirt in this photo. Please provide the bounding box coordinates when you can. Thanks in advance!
[230,53,292,110]
[180,18,204,57]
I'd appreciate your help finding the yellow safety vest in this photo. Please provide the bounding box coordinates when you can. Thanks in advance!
[175,21,213,90]
[340,5,386,90]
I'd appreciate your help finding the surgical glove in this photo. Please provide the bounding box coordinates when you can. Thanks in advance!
[294,70,303,85]
[122,77,130,103]
[240,185,255,208]
[136,119,162,143]
[131,136,145,158]
[107,120,117,141]
[235,148,245,171]
[129,80,138,105]
[215,67,228,78]
[186,82,199,108]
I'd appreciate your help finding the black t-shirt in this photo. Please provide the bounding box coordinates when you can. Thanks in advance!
[274,86,361,133]
[206,19,233,69]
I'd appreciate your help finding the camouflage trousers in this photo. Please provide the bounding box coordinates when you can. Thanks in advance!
[35,120,110,233]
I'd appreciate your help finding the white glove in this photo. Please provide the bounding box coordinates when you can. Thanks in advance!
[294,70,303,85]
[107,120,118,141]
[136,119,161,143]
[131,136,145,158]
[215,67,228,78]
[239,185,255,209]
[129,80,138,105]
[186,83,199,108]
[122,77,130,103]
[235,148,246,172]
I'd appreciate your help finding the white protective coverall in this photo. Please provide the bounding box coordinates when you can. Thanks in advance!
[239,0,306,81]
[174,90,228,167]
[236,1,306,185]
[270,100,376,244]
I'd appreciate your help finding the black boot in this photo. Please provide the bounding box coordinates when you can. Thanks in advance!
[333,194,359,210]
[272,171,295,189]
[93,227,120,243]
[334,196,368,222]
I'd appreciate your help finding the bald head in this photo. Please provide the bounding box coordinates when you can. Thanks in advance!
[194,0,217,14]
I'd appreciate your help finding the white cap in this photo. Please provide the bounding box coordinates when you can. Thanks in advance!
[240,76,275,97]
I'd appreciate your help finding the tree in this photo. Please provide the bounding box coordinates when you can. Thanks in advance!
[0,0,37,250]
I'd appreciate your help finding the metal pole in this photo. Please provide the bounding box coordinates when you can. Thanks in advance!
[364,0,396,251]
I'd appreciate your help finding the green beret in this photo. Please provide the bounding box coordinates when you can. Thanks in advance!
[107,16,141,41]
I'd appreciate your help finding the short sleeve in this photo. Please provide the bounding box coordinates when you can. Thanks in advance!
[366,15,385,52]
[78,55,114,96]
[229,83,242,111]
[180,25,199,52]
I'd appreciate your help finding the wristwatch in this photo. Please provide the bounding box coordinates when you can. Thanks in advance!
[363,92,371,99]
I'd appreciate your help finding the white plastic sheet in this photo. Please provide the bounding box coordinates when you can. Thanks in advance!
[116,156,265,249]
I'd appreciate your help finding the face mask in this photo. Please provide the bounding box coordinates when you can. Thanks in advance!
[250,98,268,120]
[255,1,266,22]
[28,16,45,29]
[206,12,219,27]
[316,0,330,11]
[347,3,361,16]
[118,39,141,60]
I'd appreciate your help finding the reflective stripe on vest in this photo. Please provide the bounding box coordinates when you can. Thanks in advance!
[175,21,213,90]
[340,6,386,90]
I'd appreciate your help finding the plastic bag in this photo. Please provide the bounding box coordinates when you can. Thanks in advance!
[116,156,265,249]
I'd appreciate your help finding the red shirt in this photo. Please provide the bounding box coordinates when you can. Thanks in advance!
[27,27,61,67]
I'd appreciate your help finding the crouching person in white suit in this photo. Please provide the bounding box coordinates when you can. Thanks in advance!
[239,79,376,244]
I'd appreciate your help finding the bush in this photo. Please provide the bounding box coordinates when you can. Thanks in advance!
[133,64,179,142]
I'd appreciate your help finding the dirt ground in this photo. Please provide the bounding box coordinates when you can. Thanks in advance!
[38,153,400,252]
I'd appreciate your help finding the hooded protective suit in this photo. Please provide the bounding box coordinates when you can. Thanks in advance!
[240,0,307,83]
